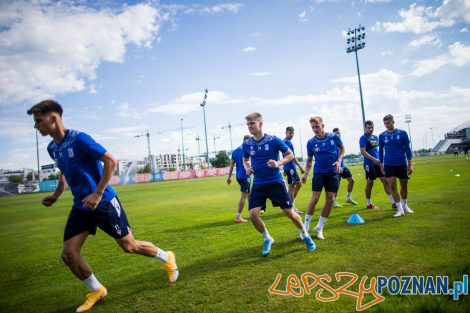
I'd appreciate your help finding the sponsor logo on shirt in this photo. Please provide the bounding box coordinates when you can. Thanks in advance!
[68,148,74,158]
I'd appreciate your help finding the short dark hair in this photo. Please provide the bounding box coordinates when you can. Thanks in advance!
[27,100,63,116]
[286,126,294,133]
[243,135,250,141]
[365,120,374,127]
[332,127,339,133]
[383,114,394,122]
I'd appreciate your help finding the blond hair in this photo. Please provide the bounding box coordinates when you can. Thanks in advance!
[309,116,323,124]
[245,112,263,121]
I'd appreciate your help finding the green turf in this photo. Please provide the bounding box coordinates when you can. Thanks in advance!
[0,155,469,312]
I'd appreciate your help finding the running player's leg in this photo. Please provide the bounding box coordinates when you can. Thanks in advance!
[62,231,92,280]
[313,173,339,239]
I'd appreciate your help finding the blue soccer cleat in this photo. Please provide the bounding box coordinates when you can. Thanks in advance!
[303,235,316,251]
[262,238,274,256]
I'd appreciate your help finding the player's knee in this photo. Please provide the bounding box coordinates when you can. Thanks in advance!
[61,250,77,264]
[119,240,137,253]
[249,209,259,219]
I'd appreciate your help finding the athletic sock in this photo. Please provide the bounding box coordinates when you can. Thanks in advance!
[82,273,101,291]
[261,230,272,241]
[304,214,313,231]
[155,248,169,263]
[346,192,352,199]
[300,228,309,239]
[236,213,241,218]
[317,216,328,230]
[366,198,372,205]
[388,194,395,204]
[396,201,403,211]
[401,198,407,208]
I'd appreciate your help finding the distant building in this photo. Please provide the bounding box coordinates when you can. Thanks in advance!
[40,163,60,181]
[0,169,31,183]
[433,120,470,154]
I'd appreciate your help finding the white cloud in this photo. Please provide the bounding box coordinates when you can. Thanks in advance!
[203,4,243,15]
[411,42,470,77]
[243,46,256,52]
[381,51,393,56]
[408,34,441,48]
[251,72,273,76]
[299,11,308,22]
[117,103,145,119]
[147,90,229,115]
[435,0,470,23]
[0,1,161,104]
[461,27,469,32]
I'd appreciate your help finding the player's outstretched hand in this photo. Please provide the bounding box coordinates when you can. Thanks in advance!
[227,177,232,185]
[267,159,279,168]
[42,195,58,207]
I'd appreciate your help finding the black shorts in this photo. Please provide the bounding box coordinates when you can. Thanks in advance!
[384,165,409,180]
[339,166,352,179]
[64,197,132,241]
[237,177,251,193]
[312,172,340,193]
[364,164,384,181]
[249,182,292,210]
[285,169,300,185]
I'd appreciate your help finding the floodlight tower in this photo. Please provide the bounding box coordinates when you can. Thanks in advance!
[405,114,413,152]
[200,89,210,168]
[346,24,367,128]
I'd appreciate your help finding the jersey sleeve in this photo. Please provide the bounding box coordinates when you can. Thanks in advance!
[334,134,343,149]
[307,140,313,158]
[276,137,289,153]
[403,131,412,160]
[242,142,250,158]
[378,134,384,163]
[359,135,366,148]
[76,132,107,160]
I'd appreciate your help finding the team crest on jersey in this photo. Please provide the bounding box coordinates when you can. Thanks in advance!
[397,135,400,139]
[265,144,269,150]
[68,148,74,158]
[315,146,320,152]
[330,140,334,145]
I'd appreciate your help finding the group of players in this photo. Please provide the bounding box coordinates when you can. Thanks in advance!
[28,99,413,312]
[227,112,414,253]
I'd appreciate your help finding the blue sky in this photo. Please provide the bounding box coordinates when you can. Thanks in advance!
[1,0,469,169]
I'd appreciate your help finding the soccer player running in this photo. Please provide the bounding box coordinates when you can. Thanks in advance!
[227,135,251,223]
[379,114,414,217]
[28,100,178,312]
[359,120,396,209]
[331,127,357,208]
[242,113,315,256]
[302,117,344,240]
[283,126,306,214]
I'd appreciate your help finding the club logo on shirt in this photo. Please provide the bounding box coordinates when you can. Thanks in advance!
[68,148,74,158]
[265,144,269,151]
[397,135,400,140]
[330,140,334,145]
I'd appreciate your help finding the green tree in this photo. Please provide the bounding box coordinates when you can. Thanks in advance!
[43,173,60,181]
[8,175,24,184]
[211,151,230,168]
[137,163,151,174]
[26,172,34,181]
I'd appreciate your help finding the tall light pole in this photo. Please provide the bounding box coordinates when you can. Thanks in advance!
[200,89,210,168]
[222,122,244,153]
[430,127,435,151]
[180,118,185,170]
[213,133,220,156]
[405,114,413,152]
[195,135,201,157]
[346,24,366,127]
[36,130,40,182]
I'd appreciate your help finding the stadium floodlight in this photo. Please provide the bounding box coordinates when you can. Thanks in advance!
[346,24,367,128]
[200,89,210,168]
[405,114,413,152]
[180,118,185,170]
[36,130,40,182]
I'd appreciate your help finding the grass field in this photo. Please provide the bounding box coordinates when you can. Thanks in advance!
[1,155,469,313]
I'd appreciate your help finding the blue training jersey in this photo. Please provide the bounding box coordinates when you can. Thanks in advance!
[282,138,296,172]
[378,128,412,166]
[231,146,250,179]
[47,129,117,211]
[359,133,380,167]
[307,132,343,174]
[242,134,288,185]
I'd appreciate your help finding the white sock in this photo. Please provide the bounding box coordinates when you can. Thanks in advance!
[401,199,407,208]
[388,194,395,204]
[317,216,327,230]
[396,201,403,211]
[300,227,308,239]
[236,213,241,218]
[346,192,352,199]
[366,199,372,205]
[304,214,313,231]
[82,273,101,291]
[261,230,272,241]
[155,248,169,263]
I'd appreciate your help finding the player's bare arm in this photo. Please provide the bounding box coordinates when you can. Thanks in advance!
[243,157,253,176]
[301,156,313,183]
[334,146,345,173]
[268,149,294,168]
[293,157,305,174]
[42,173,66,207]
[360,147,381,165]
[82,151,116,210]
[227,160,235,185]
